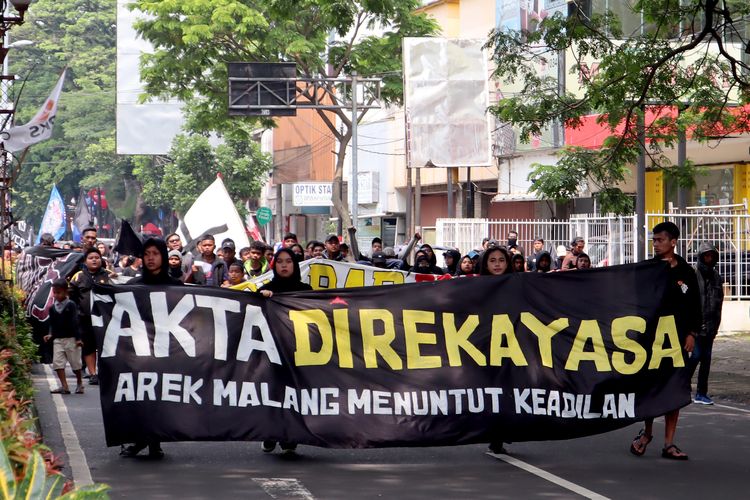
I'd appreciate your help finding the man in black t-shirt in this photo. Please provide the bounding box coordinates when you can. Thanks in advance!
[630,222,700,461]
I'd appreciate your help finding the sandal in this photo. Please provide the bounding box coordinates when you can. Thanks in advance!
[75,385,84,394]
[50,388,71,395]
[629,428,652,456]
[120,443,147,457]
[661,444,688,460]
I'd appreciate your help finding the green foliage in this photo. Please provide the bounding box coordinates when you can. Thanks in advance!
[10,0,141,224]
[487,0,750,214]
[0,286,108,498]
[133,133,273,217]
[133,0,437,127]
[0,286,38,400]
[0,443,109,499]
[132,0,437,227]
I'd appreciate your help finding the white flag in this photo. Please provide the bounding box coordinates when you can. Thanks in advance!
[176,175,250,250]
[2,69,67,152]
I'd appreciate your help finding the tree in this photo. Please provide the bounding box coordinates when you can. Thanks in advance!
[133,132,273,218]
[486,0,750,214]
[9,0,144,224]
[131,0,437,232]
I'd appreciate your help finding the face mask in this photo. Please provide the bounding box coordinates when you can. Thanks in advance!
[508,237,517,247]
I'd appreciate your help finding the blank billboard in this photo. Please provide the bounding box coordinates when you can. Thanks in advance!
[403,38,492,168]
[116,0,184,155]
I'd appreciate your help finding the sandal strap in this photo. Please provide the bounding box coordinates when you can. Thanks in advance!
[663,444,684,454]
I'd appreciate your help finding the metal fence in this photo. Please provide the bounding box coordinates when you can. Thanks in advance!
[436,215,636,267]
[646,213,750,299]
[437,212,750,299]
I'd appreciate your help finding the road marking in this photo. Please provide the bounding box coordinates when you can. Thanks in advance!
[487,452,609,500]
[714,403,750,414]
[43,365,93,487]
[253,478,315,499]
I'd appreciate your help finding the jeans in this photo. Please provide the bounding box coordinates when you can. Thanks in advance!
[688,335,715,396]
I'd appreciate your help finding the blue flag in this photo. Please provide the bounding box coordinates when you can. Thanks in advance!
[36,184,67,244]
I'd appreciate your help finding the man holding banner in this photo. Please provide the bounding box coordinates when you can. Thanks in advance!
[630,222,699,460]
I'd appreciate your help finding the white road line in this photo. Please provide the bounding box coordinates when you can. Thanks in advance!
[714,403,750,414]
[487,452,609,500]
[253,478,315,499]
[43,365,93,487]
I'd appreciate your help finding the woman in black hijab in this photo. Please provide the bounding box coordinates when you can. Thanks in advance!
[121,238,180,460]
[258,248,312,454]
[257,248,313,297]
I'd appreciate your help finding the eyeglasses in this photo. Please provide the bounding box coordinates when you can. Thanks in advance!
[168,239,180,243]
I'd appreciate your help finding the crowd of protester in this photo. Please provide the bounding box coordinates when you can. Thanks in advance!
[6,221,722,461]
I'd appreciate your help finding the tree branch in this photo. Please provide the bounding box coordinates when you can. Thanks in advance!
[334,11,367,77]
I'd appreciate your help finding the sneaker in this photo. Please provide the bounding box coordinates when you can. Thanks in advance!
[261,440,276,453]
[694,394,714,405]
[89,375,99,385]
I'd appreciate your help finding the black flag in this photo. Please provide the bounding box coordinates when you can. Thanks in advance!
[114,220,144,257]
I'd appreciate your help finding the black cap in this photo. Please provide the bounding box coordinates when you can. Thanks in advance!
[371,251,387,263]
[486,239,500,248]
[221,238,236,250]
[325,234,340,243]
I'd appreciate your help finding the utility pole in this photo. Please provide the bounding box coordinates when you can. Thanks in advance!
[447,167,454,218]
[636,108,646,261]
[466,167,474,218]
[227,66,382,238]
[351,71,358,232]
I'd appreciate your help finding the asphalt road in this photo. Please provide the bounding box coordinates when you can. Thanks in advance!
[32,364,750,499]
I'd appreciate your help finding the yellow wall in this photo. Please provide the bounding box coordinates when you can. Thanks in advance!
[734,163,750,212]
[418,0,461,37]
[458,0,495,39]
[645,171,664,213]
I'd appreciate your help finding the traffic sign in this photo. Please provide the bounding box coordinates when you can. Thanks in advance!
[256,207,273,225]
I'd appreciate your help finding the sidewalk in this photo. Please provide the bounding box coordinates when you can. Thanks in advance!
[708,333,750,405]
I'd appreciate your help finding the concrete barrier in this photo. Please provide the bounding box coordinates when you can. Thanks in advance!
[718,300,750,335]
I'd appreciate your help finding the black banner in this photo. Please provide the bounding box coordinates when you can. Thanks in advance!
[92,261,691,448]
[16,246,84,322]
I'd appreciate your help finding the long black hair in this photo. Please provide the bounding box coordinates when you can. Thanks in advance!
[480,247,512,275]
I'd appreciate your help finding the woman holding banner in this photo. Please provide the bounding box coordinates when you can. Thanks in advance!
[257,248,312,455]
[479,247,512,276]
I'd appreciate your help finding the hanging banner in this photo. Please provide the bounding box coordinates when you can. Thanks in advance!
[15,246,84,322]
[92,261,691,448]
